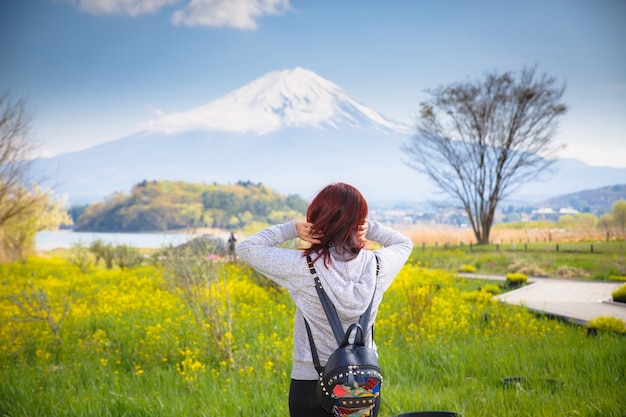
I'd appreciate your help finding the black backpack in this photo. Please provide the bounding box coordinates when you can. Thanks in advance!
[304,256,382,417]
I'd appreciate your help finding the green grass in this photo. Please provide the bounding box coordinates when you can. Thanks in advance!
[412,241,626,280]
[0,258,625,416]
[382,334,625,417]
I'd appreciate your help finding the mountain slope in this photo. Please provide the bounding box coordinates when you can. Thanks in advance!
[513,159,626,202]
[139,67,411,135]
[535,184,626,213]
[36,128,429,205]
[33,67,626,206]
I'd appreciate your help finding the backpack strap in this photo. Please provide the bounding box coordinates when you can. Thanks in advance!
[357,256,380,334]
[307,257,346,346]
[303,317,325,375]
[304,255,380,373]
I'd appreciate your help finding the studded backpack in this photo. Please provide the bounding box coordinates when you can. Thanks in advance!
[304,256,382,417]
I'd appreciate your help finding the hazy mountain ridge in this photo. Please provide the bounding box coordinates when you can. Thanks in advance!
[36,127,427,205]
[512,159,626,203]
[534,184,626,214]
[33,67,626,206]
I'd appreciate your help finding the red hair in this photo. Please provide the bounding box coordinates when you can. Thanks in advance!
[303,183,368,266]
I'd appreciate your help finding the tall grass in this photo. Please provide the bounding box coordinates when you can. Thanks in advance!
[1,257,624,416]
[409,241,626,280]
[395,224,625,246]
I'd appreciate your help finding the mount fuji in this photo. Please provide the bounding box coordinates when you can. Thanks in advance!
[35,67,429,205]
[34,67,626,206]
[139,67,410,136]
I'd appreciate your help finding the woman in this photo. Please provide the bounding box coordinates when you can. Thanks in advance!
[236,183,413,417]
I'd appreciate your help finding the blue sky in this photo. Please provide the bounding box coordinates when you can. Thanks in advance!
[2,0,625,167]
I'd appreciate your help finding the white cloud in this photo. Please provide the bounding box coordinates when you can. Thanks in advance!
[62,0,292,28]
[171,0,291,29]
[72,0,180,16]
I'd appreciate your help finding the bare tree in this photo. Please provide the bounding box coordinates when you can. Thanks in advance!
[0,91,40,228]
[403,67,567,244]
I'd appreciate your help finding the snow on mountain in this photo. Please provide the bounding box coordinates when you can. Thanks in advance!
[33,66,626,207]
[138,67,411,135]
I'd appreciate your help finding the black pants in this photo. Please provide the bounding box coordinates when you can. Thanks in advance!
[288,379,380,417]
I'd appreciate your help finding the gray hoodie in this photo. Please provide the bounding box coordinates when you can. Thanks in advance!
[236,220,413,380]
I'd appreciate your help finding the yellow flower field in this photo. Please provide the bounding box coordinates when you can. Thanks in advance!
[0,256,624,416]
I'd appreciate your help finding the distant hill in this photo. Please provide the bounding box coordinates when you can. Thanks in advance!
[535,184,626,214]
[75,180,307,232]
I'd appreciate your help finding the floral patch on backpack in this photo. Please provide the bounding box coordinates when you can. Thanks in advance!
[330,379,380,416]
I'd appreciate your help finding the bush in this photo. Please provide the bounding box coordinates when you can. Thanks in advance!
[66,244,93,273]
[587,316,626,334]
[507,260,547,277]
[506,272,528,287]
[556,265,590,279]
[482,284,501,295]
[88,240,144,269]
[90,239,116,269]
[458,264,477,273]
[611,284,626,303]
[114,244,144,270]
[462,290,493,303]
[156,240,235,361]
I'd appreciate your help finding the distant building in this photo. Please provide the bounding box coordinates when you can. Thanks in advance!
[533,208,555,215]
[530,207,579,221]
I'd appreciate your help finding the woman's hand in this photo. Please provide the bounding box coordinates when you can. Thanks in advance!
[358,220,368,242]
[296,221,323,244]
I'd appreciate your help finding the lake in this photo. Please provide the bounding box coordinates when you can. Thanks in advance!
[36,230,207,251]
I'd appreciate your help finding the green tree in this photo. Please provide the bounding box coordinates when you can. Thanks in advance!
[0,92,71,259]
[558,213,598,230]
[575,213,598,229]
[403,67,567,244]
[286,194,307,212]
[598,213,614,229]
[612,200,626,229]
[557,215,575,229]
[0,185,72,260]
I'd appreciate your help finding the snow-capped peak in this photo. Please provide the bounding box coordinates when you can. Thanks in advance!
[139,67,410,135]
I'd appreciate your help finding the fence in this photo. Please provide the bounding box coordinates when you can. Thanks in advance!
[418,241,626,254]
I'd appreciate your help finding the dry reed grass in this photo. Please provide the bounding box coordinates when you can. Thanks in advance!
[394,224,625,245]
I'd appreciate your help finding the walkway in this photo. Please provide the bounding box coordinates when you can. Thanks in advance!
[461,273,626,325]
